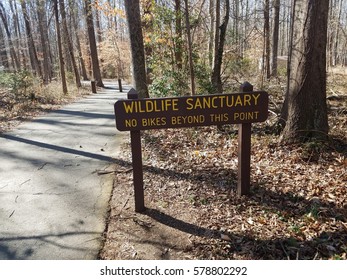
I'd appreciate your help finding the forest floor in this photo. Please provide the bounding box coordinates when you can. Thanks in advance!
[99,74,347,260]
[0,81,91,133]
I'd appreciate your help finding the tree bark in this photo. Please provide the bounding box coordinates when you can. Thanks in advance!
[271,0,280,77]
[0,2,20,70]
[124,0,148,98]
[95,7,102,44]
[184,0,195,96]
[21,1,42,77]
[53,0,68,95]
[208,0,215,68]
[85,0,104,87]
[59,0,81,88]
[281,0,329,143]
[211,0,230,94]
[175,0,183,70]
[263,0,271,80]
[70,1,88,81]
[37,0,52,84]
[0,22,9,69]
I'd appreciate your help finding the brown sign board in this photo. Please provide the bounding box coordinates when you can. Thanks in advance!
[114,90,268,131]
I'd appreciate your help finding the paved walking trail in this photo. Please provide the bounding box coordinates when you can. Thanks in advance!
[0,83,127,259]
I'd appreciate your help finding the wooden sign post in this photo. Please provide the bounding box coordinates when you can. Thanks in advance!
[238,82,253,196]
[114,82,268,212]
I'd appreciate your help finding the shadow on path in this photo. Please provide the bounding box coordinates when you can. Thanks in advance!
[0,231,101,260]
[1,134,115,163]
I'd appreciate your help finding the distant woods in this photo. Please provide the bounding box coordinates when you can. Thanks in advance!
[0,0,345,143]
[0,1,345,92]
[0,0,130,90]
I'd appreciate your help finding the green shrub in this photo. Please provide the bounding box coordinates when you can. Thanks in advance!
[1,70,36,100]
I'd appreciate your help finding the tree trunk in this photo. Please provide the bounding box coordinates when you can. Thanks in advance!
[142,0,154,85]
[59,0,81,88]
[37,0,52,84]
[213,0,220,69]
[21,1,42,77]
[211,0,230,94]
[124,0,148,98]
[263,0,271,80]
[0,3,20,71]
[333,0,343,65]
[95,7,102,44]
[281,0,329,143]
[271,0,280,77]
[208,0,215,68]
[0,22,9,69]
[184,0,196,96]
[175,0,183,70]
[84,0,104,87]
[53,0,68,95]
[70,1,88,81]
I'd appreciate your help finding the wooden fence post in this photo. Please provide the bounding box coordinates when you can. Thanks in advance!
[237,81,253,196]
[128,89,145,212]
[91,80,97,93]
[118,79,123,92]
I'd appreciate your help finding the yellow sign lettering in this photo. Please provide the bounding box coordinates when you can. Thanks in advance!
[234,111,259,121]
[125,119,137,127]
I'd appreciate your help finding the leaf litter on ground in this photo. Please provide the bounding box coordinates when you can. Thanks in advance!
[101,113,346,260]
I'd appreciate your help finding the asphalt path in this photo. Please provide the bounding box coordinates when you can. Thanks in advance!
[0,83,128,259]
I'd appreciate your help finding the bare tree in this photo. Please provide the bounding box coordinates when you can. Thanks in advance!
[0,2,20,70]
[21,1,42,77]
[263,0,271,80]
[271,0,280,77]
[70,1,88,81]
[37,0,52,84]
[0,21,9,69]
[59,0,81,88]
[53,0,68,94]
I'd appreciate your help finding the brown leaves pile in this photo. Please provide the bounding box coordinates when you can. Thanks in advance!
[108,119,346,259]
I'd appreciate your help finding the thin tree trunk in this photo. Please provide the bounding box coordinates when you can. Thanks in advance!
[333,0,343,65]
[21,1,42,77]
[211,0,230,94]
[279,0,295,129]
[59,0,81,87]
[84,0,104,87]
[271,0,280,77]
[70,1,88,81]
[175,0,183,70]
[0,22,9,69]
[142,0,154,85]
[0,3,20,71]
[213,0,220,69]
[53,0,68,95]
[234,0,239,52]
[264,0,271,79]
[37,0,52,84]
[208,0,215,68]
[184,0,195,96]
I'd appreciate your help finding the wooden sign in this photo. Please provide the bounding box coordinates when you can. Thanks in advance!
[114,90,268,131]
[114,82,268,212]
